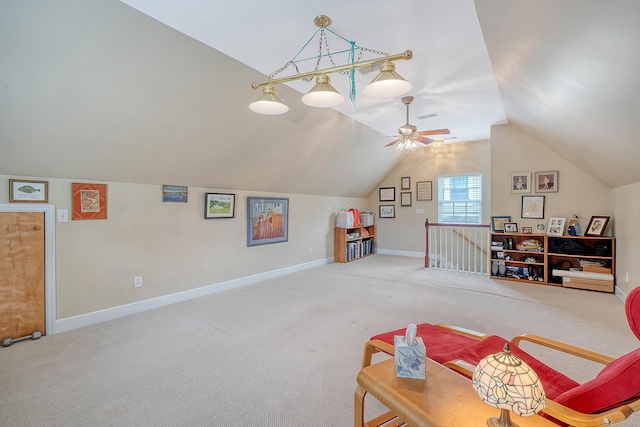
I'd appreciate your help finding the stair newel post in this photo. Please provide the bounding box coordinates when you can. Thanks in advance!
[425,218,430,268]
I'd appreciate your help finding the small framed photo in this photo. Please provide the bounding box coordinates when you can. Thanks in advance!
[162,185,188,203]
[204,193,235,219]
[491,216,512,233]
[9,179,48,203]
[522,226,533,234]
[521,195,545,219]
[585,215,610,237]
[535,171,558,193]
[401,177,411,190]
[504,222,518,233]
[379,205,395,218]
[379,187,396,202]
[72,183,107,220]
[509,172,531,194]
[400,192,412,207]
[547,217,566,236]
[416,181,432,201]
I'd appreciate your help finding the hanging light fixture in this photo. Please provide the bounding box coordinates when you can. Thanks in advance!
[363,61,412,99]
[249,15,413,115]
[248,84,289,115]
[431,139,445,148]
[301,74,344,108]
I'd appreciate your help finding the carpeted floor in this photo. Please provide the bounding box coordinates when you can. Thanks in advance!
[0,255,637,426]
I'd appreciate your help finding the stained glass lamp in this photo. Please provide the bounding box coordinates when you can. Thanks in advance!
[472,343,546,427]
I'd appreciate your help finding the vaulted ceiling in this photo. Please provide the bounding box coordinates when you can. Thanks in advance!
[1,1,638,197]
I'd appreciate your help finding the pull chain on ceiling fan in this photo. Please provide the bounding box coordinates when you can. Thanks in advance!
[385,96,450,151]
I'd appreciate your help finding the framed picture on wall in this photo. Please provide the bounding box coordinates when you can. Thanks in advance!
[72,183,107,220]
[9,179,48,203]
[204,193,235,219]
[162,185,188,203]
[379,187,395,202]
[521,195,545,219]
[400,192,412,207]
[379,205,395,218]
[246,197,288,246]
[416,181,432,201]
[401,177,411,190]
[509,172,531,194]
[535,171,558,193]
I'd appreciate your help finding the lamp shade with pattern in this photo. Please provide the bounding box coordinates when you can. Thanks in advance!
[472,343,546,427]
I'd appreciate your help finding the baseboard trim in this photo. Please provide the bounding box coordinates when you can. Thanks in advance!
[377,249,424,258]
[54,257,331,334]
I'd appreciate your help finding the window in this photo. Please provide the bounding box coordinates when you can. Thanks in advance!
[438,174,482,224]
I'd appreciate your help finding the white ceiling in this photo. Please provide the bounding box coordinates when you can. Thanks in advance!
[2,1,639,197]
[120,0,507,144]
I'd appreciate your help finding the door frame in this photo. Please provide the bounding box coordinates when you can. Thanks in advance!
[0,204,56,335]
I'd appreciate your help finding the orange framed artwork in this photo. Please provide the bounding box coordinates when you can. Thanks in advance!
[72,183,107,220]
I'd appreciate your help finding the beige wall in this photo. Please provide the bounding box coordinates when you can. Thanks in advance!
[369,140,491,254]
[491,124,612,234]
[612,182,640,296]
[0,175,365,319]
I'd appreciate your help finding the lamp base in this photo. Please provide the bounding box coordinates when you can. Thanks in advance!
[486,409,519,427]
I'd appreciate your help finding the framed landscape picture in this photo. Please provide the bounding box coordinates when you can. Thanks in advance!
[204,193,235,219]
[247,197,288,246]
[72,183,107,220]
[162,185,188,203]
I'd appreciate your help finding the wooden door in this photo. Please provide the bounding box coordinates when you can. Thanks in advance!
[0,212,45,339]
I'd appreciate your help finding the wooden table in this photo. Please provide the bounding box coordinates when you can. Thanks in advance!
[355,358,557,427]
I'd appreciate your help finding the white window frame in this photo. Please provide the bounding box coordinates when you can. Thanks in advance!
[437,174,482,224]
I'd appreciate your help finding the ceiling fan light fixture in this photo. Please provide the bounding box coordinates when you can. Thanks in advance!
[431,139,445,148]
[249,84,289,115]
[301,74,345,108]
[363,61,412,99]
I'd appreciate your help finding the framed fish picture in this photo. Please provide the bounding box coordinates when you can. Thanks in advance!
[9,179,49,203]
[72,183,107,220]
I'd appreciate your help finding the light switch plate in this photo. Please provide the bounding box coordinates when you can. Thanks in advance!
[415,209,425,214]
[57,209,69,222]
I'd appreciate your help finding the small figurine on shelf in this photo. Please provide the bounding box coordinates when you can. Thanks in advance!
[568,213,580,236]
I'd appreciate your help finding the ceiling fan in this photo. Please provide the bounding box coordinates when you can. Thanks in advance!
[385,96,450,150]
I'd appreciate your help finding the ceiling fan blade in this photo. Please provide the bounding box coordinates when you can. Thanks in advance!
[416,137,435,145]
[385,138,401,147]
[419,128,450,136]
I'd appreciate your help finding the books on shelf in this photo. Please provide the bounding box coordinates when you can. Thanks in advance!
[345,239,375,262]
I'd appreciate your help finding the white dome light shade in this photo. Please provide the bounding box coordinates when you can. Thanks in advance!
[301,74,345,108]
[249,84,289,115]
[363,61,412,99]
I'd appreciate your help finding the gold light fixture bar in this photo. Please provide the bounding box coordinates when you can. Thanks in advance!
[251,50,413,90]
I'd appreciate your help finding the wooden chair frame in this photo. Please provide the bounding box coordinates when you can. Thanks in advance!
[361,323,640,427]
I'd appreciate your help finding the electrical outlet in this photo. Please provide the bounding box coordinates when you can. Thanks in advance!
[308,247,313,255]
[625,272,629,283]
[134,276,142,288]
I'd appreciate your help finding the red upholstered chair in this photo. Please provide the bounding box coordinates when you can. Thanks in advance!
[361,286,640,427]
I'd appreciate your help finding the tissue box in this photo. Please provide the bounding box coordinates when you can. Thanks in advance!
[394,335,426,379]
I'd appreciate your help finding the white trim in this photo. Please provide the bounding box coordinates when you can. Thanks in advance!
[377,249,424,258]
[54,257,331,333]
[0,204,56,335]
